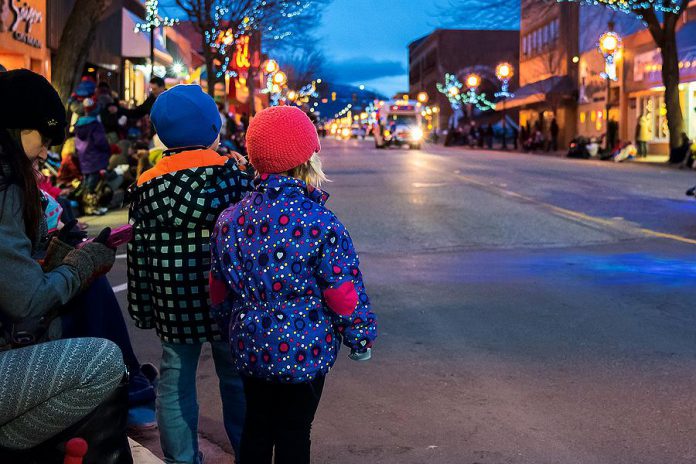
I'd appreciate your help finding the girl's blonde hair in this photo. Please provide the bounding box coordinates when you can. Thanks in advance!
[287,153,329,188]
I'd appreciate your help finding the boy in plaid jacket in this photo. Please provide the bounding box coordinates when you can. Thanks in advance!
[127,85,250,463]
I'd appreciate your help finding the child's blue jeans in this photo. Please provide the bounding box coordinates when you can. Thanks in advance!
[157,341,245,464]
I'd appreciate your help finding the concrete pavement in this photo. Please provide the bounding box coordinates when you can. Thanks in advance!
[97,139,696,463]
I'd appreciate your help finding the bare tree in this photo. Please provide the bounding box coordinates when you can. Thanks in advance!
[174,0,325,97]
[52,0,112,103]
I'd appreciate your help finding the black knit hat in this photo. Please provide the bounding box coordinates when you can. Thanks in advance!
[0,69,67,145]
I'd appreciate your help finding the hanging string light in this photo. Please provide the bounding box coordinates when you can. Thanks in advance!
[437,73,495,112]
[556,0,684,15]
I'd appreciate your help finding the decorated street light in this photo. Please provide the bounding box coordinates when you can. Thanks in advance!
[263,59,279,74]
[465,73,481,90]
[495,62,515,149]
[134,0,179,77]
[598,22,622,148]
[448,86,460,97]
[273,71,288,86]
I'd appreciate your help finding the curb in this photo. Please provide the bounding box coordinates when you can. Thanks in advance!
[129,438,164,464]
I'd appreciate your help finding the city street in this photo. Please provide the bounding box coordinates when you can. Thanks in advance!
[97,139,696,464]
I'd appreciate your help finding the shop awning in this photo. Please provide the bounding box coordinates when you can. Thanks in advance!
[495,75,575,110]
[121,9,173,64]
[677,21,696,64]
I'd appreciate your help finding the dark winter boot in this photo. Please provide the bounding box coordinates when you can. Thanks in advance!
[68,375,133,464]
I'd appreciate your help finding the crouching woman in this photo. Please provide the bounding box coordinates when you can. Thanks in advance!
[0,69,127,463]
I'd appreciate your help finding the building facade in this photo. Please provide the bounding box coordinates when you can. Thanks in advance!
[505,0,580,149]
[408,29,520,131]
[0,0,50,76]
[509,0,696,155]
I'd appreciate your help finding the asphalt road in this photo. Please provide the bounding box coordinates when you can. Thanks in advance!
[97,139,696,463]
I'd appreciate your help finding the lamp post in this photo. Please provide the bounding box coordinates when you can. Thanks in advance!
[134,0,178,78]
[495,62,514,150]
[599,22,622,150]
[464,73,480,121]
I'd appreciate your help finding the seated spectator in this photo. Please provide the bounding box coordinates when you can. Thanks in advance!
[0,69,130,463]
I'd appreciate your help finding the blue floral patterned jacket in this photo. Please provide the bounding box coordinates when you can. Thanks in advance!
[210,174,378,383]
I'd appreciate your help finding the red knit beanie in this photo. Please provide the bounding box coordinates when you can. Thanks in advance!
[246,106,321,174]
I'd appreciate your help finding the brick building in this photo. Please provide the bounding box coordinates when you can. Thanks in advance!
[503,0,580,150]
[408,29,519,131]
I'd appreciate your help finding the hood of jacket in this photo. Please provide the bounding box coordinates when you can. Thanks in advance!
[131,148,234,230]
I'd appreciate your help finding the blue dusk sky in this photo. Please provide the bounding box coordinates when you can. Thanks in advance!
[317,0,439,96]
[317,0,520,96]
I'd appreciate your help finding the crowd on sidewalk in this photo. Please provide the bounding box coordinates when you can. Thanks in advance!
[0,68,378,464]
[41,74,251,220]
[442,114,696,165]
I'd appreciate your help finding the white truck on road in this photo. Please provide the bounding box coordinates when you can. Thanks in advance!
[373,99,424,150]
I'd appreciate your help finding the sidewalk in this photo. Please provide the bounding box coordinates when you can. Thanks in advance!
[129,438,163,464]
[128,430,234,464]
[441,143,680,169]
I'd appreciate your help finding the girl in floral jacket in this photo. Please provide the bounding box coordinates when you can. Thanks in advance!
[210,106,377,464]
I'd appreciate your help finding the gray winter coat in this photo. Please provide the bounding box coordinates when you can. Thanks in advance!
[0,168,80,346]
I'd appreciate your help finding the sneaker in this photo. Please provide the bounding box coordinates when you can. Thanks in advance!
[128,371,156,406]
[127,404,157,431]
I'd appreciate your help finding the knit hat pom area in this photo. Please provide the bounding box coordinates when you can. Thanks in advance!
[246,106,321,174]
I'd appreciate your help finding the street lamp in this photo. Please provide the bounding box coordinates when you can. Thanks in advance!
[264,59,279,74]
[448,86,460,97]
[273,71,287,86]
[465,73,481,90]
[134,0,178,78]
[287,90,297,102]
[598,22,622,149]
[495,62,515,149]
[417,91,429,104]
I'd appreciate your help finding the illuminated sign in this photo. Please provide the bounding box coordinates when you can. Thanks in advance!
[234,35,250,70]
[215,31,250,71]
[0,0,43,48]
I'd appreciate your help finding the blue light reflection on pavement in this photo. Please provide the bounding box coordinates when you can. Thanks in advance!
[528,253,696,286]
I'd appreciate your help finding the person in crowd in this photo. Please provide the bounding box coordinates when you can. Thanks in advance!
[550,117,560,152]
[0,69,129,462]
[127,84,250,464]
[519,125,528,152]
[101,99,127,144]
[635,111,650,157]
[671,132,692,165]
[69,79,111,215]
[121,76,166,121]
[485,123,494,149]
[210,106,378,464]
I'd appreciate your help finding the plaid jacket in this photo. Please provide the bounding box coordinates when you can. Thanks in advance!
[127,148,251,344]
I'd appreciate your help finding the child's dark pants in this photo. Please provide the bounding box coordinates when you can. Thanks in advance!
[239,374,325,464]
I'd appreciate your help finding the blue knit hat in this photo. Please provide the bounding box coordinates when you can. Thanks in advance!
[150,84,220,149]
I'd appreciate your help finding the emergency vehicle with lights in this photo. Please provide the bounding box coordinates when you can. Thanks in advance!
[373,99,424,150]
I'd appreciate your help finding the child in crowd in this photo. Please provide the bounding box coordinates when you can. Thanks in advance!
[210,106,378,464]
[70,77,111,215]
[127,84,250,464]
